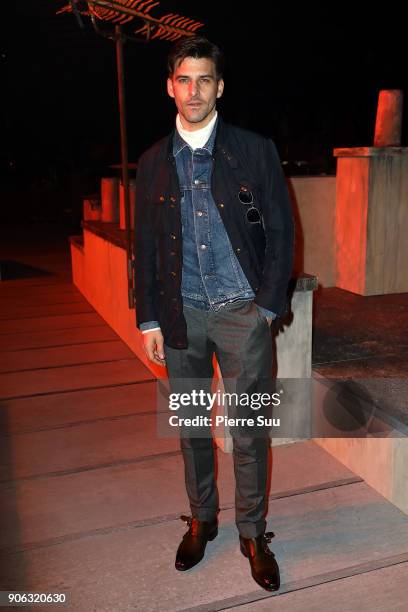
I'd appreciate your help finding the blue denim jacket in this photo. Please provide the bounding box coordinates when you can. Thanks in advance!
[140,120,275,332]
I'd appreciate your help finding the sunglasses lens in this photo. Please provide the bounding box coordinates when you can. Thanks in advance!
[239,190,253,204]
[247,207,260,223]
[238,189,260,223]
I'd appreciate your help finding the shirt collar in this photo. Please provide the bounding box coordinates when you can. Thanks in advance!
[173,115,218,157]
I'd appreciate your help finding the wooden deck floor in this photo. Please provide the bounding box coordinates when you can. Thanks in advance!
[1,225,407,611]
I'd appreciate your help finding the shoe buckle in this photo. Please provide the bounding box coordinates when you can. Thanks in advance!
[180,515,202,536]
[180,514,192,527]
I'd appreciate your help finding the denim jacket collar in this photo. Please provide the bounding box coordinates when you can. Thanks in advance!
[166,116,239,172]
[171,115,218,158]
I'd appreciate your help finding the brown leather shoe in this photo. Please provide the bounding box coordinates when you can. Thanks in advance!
[175,515,218,571]
[240,531,280,591]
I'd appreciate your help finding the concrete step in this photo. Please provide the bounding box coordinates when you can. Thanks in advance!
[0,275,72,288]
[0,412,174,482]
[0,440,358,551]
[1,481,407,611]
[0,358,153,400]
[1,381,157,434]
[229,562,408,611]
[0,301,94,321]
[0,312,106,335]
[0,326,119,351]
[0,340,135,373]
[0,292,85,307]
[0,282,79,296]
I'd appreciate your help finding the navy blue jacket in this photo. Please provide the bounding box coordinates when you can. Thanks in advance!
[133,117,294,349]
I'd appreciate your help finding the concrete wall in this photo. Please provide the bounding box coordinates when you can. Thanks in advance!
[71,231,164,379]
[311,372,408,515]
[334,149,408,295]
[288,176,336,288]
[314,437,408,515]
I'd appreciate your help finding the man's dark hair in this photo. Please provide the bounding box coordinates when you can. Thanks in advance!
[167,36,225,79]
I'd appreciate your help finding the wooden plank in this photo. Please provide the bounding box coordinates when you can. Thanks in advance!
[0,326,118,351]
[0,413,174,482]
[0,340,135,373]
[0,301,93,320]
[0,293,85,306]
[0,276,72,288]
[1,483,407,610]
[0,282,79,296]
[0,441,358,550]
[0,358,152,401]
[229,562,408,611]
[0,381,157,434]
[0,312,105,335]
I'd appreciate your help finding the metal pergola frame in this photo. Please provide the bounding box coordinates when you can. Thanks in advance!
[58,1,204,307]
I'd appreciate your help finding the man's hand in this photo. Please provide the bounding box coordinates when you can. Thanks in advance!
[142,329,166,366]
[254,302,275,327]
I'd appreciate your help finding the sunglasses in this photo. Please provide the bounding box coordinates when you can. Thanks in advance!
[238,187,261,224]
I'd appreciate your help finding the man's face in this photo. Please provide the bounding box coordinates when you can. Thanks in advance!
[167,57,224,131]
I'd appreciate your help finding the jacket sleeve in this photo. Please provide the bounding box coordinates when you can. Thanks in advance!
[254,139,294,317]
[133,152,159,329]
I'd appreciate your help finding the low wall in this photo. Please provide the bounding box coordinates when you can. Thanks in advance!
[314,437,408,515]
[70,223,317,452]
[70,228,164,379]
[288,176,336,288]
[70,220,407,514]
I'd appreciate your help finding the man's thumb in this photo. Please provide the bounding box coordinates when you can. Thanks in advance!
[156,336,165,359]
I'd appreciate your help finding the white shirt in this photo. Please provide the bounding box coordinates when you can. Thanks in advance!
[175,111,218,150]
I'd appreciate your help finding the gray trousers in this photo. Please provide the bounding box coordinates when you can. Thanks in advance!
[164,299,273,538]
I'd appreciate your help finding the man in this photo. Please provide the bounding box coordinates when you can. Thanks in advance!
[134,36,294,592]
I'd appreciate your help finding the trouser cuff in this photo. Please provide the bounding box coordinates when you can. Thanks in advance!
[237,519,267,539]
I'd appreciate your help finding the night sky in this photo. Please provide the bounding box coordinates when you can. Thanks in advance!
[1,1,407,221]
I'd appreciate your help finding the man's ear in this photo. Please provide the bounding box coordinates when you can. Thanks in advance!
[216,78,224,99]
[167,77,175,98]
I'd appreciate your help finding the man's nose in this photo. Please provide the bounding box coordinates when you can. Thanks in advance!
[189,81,199,96]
